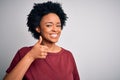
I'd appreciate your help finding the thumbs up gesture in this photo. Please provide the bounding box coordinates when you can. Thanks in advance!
[28,36,48,60]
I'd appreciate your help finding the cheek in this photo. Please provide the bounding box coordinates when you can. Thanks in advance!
[59,30,61,33]
[40,29,50,36]
[59,29,62,33]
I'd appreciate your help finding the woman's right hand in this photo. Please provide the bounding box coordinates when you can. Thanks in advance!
[28,36,48,60]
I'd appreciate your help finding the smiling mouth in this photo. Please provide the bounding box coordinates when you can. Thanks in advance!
[50,34,58,38]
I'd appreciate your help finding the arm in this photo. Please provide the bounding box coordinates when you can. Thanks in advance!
[70,53,80,80]
[3,52,34,80]
[4,36,48,80]
[73,63,80,80]
[73,59,80,80]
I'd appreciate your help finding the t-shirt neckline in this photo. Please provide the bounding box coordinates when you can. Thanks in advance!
[47,47,64,55]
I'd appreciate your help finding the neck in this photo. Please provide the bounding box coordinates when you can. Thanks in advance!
[42,41,61,53]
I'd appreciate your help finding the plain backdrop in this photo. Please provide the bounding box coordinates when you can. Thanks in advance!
[0,0,120,80]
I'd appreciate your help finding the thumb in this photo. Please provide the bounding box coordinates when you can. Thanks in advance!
[38,36,42,44]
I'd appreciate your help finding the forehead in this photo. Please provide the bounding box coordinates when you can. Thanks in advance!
[40,13,61,23]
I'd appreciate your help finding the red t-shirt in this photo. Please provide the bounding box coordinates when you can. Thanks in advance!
[6,46,80,80]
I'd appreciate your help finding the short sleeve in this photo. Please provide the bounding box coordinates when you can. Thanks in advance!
[6,46,32,73]
[72,59,80,80]
[6,50,21,73]
[70,52,80,80]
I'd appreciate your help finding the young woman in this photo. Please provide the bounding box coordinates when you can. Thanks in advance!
[4,1,80,80]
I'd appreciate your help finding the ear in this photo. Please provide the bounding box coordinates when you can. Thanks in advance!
[35,27,41,33]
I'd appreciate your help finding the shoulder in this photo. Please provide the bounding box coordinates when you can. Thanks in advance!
[17,46,33,58]
[61,48,76,64]
[62,48,72,54]
[62,48,74,58]
[18,46,33,52]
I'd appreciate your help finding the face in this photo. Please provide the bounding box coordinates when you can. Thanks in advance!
[36,13,62,44]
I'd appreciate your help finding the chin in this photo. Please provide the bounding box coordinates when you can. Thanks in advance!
[51,40,58,43]
[49,39,59,43]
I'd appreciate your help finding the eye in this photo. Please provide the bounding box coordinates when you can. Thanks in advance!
[46,24,52,27]
[56,24,61,27]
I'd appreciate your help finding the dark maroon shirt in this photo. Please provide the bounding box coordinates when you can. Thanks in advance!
[6,46,80,80]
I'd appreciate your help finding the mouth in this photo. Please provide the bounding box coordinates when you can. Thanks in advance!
[50,33,58,38]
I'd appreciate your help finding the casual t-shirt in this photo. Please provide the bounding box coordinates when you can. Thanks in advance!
[6,46,80,80]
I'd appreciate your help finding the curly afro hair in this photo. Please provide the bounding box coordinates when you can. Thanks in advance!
[27,1,68,39]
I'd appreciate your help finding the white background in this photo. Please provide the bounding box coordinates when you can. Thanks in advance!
[0,0,120,80]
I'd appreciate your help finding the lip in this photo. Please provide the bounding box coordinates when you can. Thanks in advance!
[50,33,58,38]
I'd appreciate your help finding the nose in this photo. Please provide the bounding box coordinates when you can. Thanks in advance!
[52,25,58,32]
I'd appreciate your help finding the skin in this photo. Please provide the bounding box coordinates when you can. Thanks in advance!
[4,13,62,80]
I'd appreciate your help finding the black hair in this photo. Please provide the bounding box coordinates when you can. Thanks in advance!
[27,1,68,39]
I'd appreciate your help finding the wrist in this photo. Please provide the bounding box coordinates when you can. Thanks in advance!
[26,51,35,62]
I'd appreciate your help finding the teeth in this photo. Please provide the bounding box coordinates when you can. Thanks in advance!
[51,34,57,38]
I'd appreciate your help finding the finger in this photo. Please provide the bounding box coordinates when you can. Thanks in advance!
[39,55,47,59]
[42,46,49,50]
[40,52,48,56]
[44,53,48,56]
[39,53,47,58]
[40,49,48,54]
[38,36,43,44]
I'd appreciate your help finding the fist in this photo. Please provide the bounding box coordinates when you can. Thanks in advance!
[28,36,48,60]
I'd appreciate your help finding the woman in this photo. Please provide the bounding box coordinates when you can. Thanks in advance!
[4,1,80,80]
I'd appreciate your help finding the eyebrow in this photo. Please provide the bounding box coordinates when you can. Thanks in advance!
[45,22,61,25]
